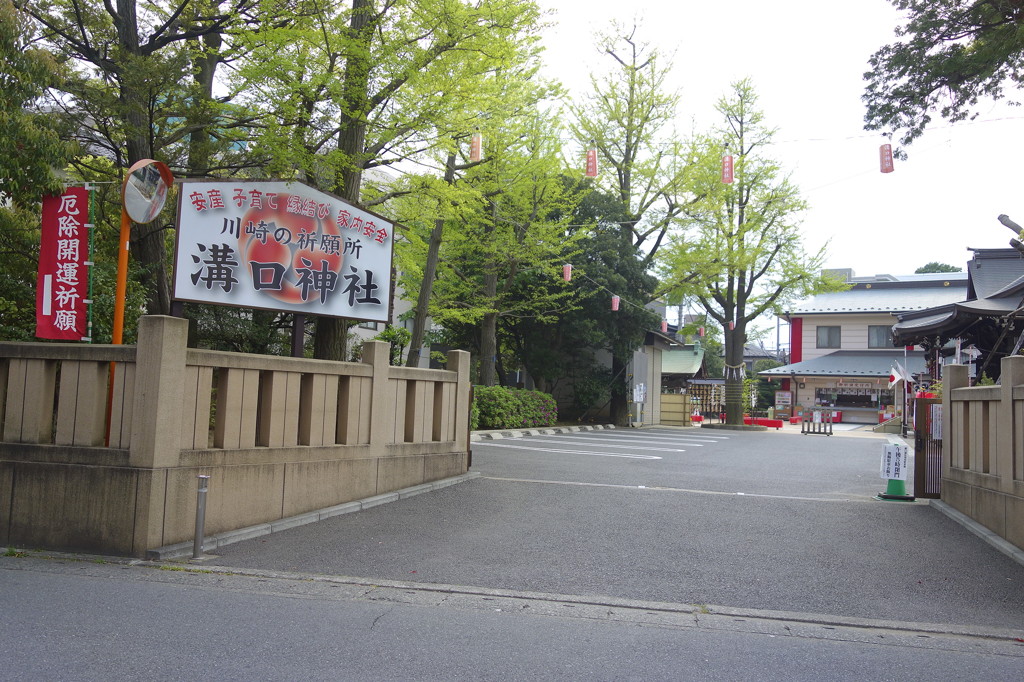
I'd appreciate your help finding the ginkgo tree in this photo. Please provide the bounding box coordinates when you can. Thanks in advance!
[395,102,585,385]
[658,80,844,425]
[230,0,547,360]
[567,24,699,423]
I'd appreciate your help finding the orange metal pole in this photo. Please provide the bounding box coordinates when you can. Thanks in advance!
[112,207,131,345]
[106,208,132,445]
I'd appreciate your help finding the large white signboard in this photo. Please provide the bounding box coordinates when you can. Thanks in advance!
[880,443,909,481]
[173,180,393,321]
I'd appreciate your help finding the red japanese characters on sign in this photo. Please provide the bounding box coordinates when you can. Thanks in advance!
[36,187,90,340]
[174,180,394,322]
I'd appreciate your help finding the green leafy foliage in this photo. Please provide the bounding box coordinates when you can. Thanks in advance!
[752,358,784,408]
[373,325,412,365]
[658,80,845,424]
[473,385,557,430]
[864,0,1024,150]
[915,262,962,273]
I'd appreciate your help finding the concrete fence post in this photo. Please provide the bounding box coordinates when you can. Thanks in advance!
[448,350,471,456]
[997,355,1024,490]
[362,340,391,449]
[129,315,189,468]
[129,315,189,556]
[942,364,969,477]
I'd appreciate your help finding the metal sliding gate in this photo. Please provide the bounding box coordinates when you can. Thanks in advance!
[913,398,942,498]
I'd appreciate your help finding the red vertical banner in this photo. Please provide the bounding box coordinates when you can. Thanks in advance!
[721,155,734,184]
[585,147,598,178]
[879,144,894,173]
[36,187,90,340]
[470,133,482,162]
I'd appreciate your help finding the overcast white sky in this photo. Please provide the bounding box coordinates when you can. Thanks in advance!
[536,0,1024,278]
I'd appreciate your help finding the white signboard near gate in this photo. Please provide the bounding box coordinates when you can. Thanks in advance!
[880,443,909,481]
[173,180,393,321]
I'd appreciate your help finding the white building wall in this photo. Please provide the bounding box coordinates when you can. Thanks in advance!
[800,313,907,361]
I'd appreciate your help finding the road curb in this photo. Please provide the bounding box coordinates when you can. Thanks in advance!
[17,555,1018,646]
[930,499,1024,568]
[471,424,616,441]
[145,472,481,561]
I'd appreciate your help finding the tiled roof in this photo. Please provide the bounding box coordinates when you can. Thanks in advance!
[790,282,968,314]
[759,350,926,378]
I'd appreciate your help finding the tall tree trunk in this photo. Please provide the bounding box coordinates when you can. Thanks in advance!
[479,273,498,386]
[186,8,222,176]
[609,353,628,425]
[723,321,746,424]
[407,153,456,366]
[314,0,373,360]
[116,0,172,315]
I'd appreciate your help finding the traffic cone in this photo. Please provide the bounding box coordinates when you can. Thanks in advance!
[877,478,914,501]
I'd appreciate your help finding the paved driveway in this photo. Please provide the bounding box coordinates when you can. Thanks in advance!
[207,428,1024,631]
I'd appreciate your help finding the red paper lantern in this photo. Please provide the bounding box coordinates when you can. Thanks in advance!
[470,133,482,162]
[721,155,734,184]
[611,295,620,311]
[728,321,735,330]
[661,320,668,333]
[879,144,894,173]
[562,264,572,282]
[698,326,705,337]
[585,147,598,178]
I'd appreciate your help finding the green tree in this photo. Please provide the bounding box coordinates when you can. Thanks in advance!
[658,80,844,426]
[21,0,265,317]
[0,0,75,339]
[504,202,660,405]
[233,0,545,360]
[914,261,962,273]
[568,24,696,265]
[407,107,583,386]
[863,0,1024,149]
[567,24,696,423]
[752,358,783,408]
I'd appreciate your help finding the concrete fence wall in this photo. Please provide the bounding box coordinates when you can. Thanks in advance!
[942,355,1024,549]
[0,316,471,557]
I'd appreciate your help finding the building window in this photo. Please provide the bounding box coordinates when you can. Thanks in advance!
[816,325,840,348]
[358,321,378,331]
[868,325,892,348]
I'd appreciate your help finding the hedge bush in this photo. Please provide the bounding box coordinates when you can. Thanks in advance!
[472,386,557,430]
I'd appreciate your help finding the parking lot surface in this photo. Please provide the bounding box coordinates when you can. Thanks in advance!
[207,428,1024,631]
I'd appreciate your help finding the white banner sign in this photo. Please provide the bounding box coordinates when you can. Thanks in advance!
[930,403,943,441]
[173,180,393,321]
[880,443,909,480]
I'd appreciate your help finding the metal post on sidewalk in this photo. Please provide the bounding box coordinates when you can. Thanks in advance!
[193,475,210,559]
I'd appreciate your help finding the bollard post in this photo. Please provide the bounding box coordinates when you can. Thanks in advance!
[193,475,211,559]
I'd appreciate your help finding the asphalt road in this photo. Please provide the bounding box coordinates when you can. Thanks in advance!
[5,426,1024,679]
[3,557,1021,681]
[204,428,1024,632]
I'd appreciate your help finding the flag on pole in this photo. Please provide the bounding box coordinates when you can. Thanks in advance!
[888,363,911,388]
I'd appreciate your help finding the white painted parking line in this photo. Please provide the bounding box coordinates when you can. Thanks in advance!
[477,442,663,460]
[482,476,861,502]
[502,437,691,452]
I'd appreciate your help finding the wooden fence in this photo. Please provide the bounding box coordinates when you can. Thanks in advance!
[0,315,471,557]
[942,356,1024,551]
